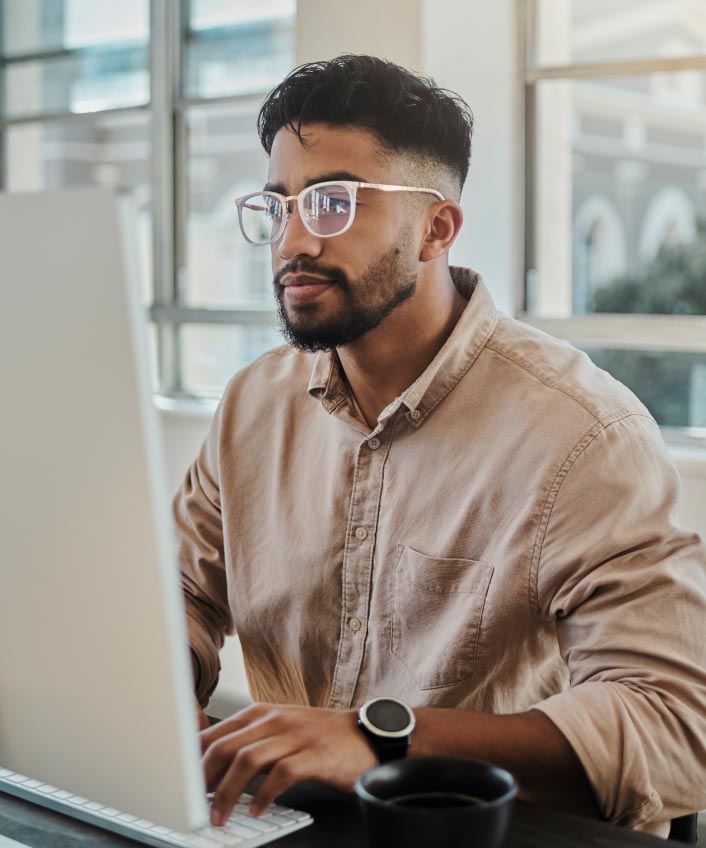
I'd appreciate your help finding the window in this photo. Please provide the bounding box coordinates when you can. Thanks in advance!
[522,0,706,439]
[0,0,296,397]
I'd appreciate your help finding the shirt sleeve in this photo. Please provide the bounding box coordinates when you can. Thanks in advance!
[172,399,234,707]
[532,412,706,828]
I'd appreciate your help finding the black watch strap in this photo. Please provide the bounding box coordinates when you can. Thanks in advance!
[358,723,411,763]
[376,735,410,763]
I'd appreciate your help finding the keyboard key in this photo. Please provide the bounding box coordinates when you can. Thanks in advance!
[278,809,310,821]
[35,784,58,794]
[117,813,138,823]
[151,825,173,836]
[223,821,261,839]
[53,791,74,800]
[228,813,276,833]
[6,775,29,784]
[168,833,195,847]
[134,819,156,830]
[100,807,120,817]
[168,837,200,848]
[261,812,296,826]
[0,769,13,778]
[200,827,240,844]
[84,802,105,812]
[23,779,43,789]
[66,796,89,806]
[180,836,222,848]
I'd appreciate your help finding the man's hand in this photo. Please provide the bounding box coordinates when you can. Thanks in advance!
[200,703,377,826]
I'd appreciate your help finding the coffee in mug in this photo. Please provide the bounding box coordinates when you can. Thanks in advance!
[355,756,517,848]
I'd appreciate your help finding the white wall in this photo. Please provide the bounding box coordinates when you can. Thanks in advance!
[421,0,519,315]
[295,0,421,70]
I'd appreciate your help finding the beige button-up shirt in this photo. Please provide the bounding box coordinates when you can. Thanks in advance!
[176,267,706,833]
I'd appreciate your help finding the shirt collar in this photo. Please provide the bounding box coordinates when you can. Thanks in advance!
[307,266,498,428]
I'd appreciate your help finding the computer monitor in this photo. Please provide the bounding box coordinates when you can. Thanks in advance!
[0,187,208,832]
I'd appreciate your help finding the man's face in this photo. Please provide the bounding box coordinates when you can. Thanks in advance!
[266,123,424,351]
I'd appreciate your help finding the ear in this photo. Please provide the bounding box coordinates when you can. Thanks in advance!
[419,200,463,262]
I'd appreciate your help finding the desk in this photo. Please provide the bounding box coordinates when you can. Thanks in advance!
[0,783,679,848]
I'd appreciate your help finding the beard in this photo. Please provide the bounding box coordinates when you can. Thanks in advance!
[273,234,418,352]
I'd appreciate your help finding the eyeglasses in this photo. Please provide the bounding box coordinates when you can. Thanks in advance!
[234,180,445,245]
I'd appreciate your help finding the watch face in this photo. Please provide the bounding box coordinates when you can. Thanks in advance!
[366,698,411,733]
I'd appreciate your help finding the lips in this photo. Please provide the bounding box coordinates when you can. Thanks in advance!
[280,273,335,304]
[282,273,335,287]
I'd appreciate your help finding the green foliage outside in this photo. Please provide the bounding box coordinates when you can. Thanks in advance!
[584,220,706,428]
[593,218,706,315]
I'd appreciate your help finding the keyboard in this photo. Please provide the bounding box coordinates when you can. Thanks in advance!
[0,768,312,847]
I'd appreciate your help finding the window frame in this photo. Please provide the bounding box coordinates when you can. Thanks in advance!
[517,0,706,445]
[149,0,285,397]
[0,0,286,399]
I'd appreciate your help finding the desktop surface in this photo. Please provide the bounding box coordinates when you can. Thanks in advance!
[0,781,681,848]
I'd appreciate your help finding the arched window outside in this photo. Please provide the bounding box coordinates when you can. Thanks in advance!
[639,187,697,265]
[573,196,627,313]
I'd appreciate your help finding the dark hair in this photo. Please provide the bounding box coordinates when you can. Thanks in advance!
[257,54,473,190]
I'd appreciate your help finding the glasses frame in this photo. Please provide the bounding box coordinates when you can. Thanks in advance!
[234,180,445,245]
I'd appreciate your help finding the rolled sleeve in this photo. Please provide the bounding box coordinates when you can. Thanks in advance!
[534,413,706,827]
[173,400,234,706]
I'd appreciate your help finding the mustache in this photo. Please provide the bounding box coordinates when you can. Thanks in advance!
[273,260,348,290]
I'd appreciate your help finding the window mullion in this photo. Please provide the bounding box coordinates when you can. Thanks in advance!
[150,0,181,394]
[0,0,6,192]
[527,54,706,84]
[520,314,706,355]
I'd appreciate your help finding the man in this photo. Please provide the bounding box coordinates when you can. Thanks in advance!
[175,55,706,835]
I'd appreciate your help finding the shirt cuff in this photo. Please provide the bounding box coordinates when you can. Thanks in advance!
[532,680,663,828]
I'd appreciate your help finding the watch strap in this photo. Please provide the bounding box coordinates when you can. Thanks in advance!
[376,735,410,763]
[358,721,411,763]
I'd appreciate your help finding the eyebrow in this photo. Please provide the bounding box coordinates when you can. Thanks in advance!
[263,171,368,194]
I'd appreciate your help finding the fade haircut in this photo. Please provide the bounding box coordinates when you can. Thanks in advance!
[257,54,474,194]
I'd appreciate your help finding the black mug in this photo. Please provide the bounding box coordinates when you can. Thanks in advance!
[355,756,518,848]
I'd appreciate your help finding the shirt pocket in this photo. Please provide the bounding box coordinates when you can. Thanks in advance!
[391,545,494,690]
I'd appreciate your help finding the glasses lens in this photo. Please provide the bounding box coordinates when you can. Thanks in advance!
[239,194,284,244]
[302,183,353,236]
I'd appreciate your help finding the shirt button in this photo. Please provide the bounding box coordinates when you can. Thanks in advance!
[355,526,368,540]
[410,409,421,420]
[367,437,381,450]
[349,617,362,632]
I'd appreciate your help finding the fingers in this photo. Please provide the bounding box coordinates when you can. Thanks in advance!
[202,704,371,827]
[209,736,299,826]
[200,702,280,755]
[203,719,289,793]
[250,752,314,815]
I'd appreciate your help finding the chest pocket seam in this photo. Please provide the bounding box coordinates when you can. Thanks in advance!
[391,544,494,690]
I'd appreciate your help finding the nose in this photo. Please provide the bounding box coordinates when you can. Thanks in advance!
[276,201,323,261]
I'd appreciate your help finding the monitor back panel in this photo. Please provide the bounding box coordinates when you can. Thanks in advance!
[0,188,208,832]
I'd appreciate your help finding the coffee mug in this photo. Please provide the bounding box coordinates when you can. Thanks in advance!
[355,756,518,848]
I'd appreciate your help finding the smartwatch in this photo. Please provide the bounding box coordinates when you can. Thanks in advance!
[357,696,416,763]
